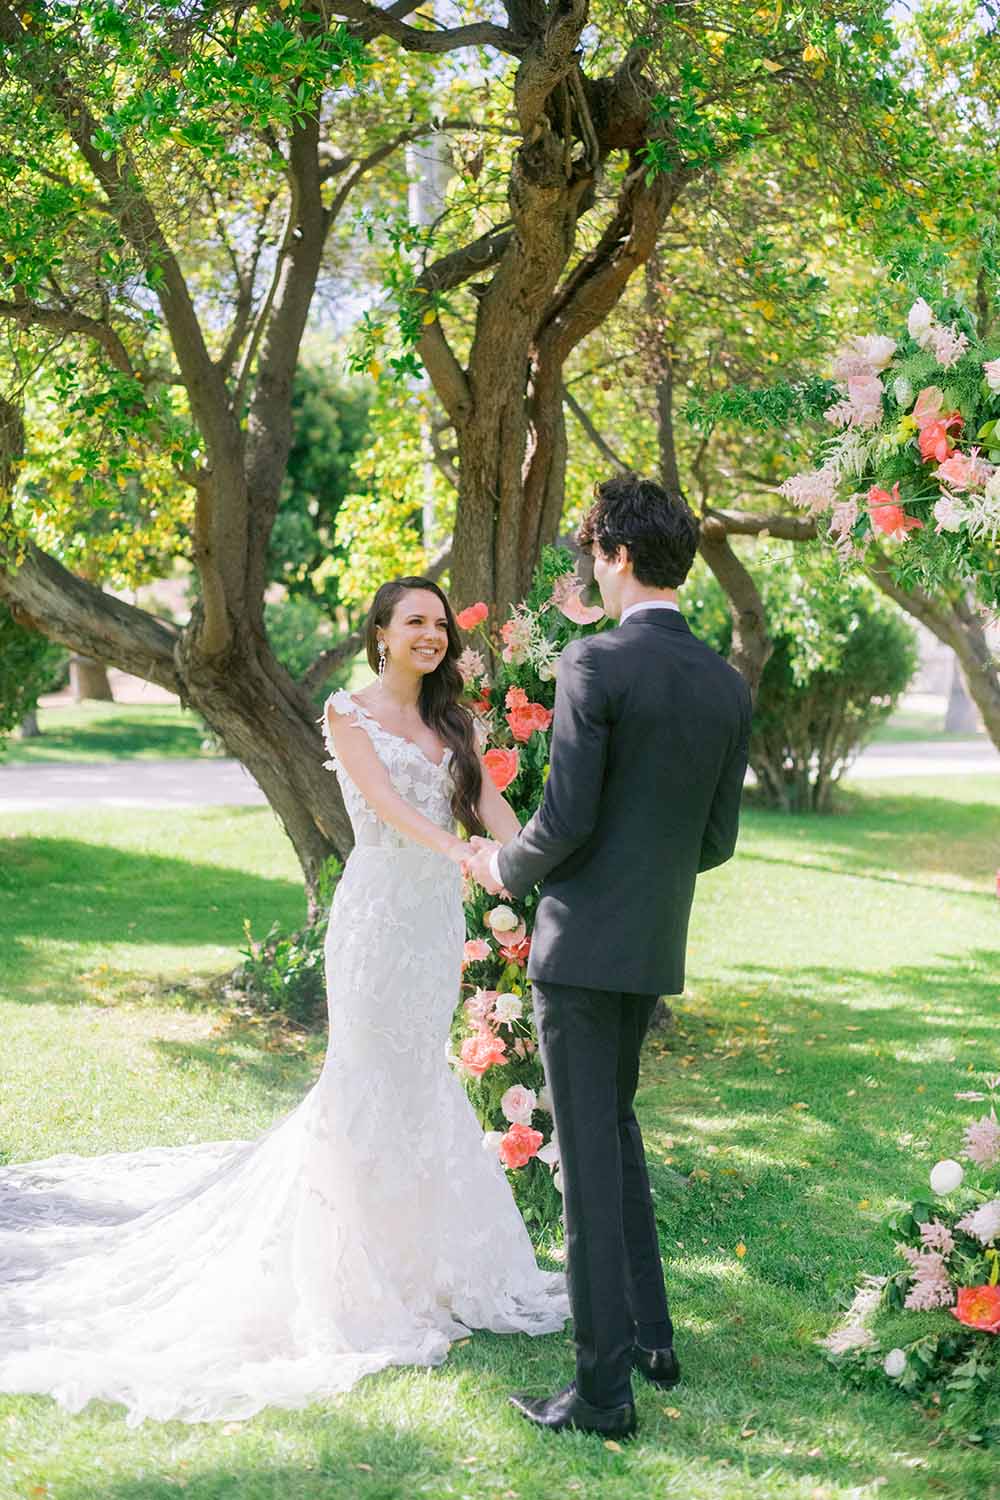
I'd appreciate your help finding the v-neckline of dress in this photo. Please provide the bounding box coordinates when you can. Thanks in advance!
[347,693,451,771]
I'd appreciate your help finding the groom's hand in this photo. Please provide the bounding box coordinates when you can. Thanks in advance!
[467,835,504,895]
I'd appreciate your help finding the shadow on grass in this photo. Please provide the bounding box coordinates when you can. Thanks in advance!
[152,1035,320,1094]
[0,833,303,1003]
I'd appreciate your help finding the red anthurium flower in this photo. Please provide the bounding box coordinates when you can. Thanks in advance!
[867,484,923,542]
[918,413,963,463]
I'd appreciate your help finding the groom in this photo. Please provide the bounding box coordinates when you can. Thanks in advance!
[466,473,751,1440]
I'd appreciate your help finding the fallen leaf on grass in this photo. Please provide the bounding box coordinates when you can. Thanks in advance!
[604,1439,623,1452]
[663,1406,681,1419]
[740,1427,757,1439]
[735,1241,747,1258]
[355,1463,373,1472]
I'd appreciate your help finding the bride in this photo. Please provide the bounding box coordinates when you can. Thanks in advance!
[0,576,568,1425]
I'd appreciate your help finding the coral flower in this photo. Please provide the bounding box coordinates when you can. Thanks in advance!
[498,1121,544,1169]
[463,938,492,964]
[484,747,520,792]
[506,702,553,742]
[499,934,531,967]
[867,484,924,541]
[952,1283,1000,1334]
[460,1031,508,1077]
[456,601,489,630]
[918,414,963,463]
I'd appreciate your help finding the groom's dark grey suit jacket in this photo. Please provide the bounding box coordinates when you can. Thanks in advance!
[497,609,751,996]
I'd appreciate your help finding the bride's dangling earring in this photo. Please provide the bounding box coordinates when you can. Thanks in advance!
[377,638,387,681]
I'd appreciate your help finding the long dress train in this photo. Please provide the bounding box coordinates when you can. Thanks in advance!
[0,689,567,1424]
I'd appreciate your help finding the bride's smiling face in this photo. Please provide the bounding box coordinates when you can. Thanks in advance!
[380,589,450,677]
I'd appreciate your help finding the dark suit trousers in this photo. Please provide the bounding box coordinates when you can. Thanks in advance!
[532,982,673,1408]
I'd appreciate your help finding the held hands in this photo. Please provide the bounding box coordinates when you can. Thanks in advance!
[465,835,504,895]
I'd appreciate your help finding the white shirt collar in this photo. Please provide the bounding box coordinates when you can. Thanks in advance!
[619,600,680,626]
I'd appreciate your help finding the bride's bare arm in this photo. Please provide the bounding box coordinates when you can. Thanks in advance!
[477,763,521,844]
[327,703,467,862]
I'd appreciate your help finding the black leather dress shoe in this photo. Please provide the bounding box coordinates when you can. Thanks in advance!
[632,1344,681,1388]
[509,1381,637,1439]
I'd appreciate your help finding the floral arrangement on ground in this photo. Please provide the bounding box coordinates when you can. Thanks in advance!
[448,547,607,1234]
[824,1075,1000,1445]
[781,296,1000,607]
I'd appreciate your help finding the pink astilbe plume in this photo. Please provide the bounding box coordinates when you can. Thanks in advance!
[919,1220,956,1256]
[898,1245,955,1310]
[964,1110,1000,1169]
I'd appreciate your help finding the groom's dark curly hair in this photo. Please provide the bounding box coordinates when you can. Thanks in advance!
[577,473,700,589]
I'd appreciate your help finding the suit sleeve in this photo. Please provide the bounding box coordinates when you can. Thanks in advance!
[698,683,751,873]
[497,640,610,899]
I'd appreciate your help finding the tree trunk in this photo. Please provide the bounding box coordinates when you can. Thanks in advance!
[69,654,114,702]
[176,634,352,921]
[698,520,772,698]
[944,655,982,735]
[0,542,353,917]
[864,550,1000,750]
[18,708,40,738]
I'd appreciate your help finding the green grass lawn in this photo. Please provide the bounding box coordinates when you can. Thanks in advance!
[1,778,999,1499]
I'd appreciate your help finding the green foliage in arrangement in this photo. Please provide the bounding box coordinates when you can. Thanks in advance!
[825,1079,1000,1446]
[686,548,918,811]
[452,548,610,1228]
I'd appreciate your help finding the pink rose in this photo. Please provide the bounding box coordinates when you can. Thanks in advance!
[463,938,492,964]
[460,1031,508,1077]
[983,358,1000,393]
[935,448,994,492]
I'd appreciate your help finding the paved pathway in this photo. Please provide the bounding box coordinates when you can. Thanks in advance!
[1,740,996,812]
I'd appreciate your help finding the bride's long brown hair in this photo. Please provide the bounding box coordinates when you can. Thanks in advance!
[365,578,486,838]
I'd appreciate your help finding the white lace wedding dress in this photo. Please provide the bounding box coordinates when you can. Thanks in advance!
[0,689,568,1425]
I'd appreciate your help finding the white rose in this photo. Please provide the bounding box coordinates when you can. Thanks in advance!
[983,358,1000,393]
[493,993,523,1023]
[929,1158,964,1195]
[552,1167,564,1194]
[537,1085,553,1114]
[500,1084,537,1125]
[486,904,518,934]
[883,1348,907,1378]
[482,1131,505,1155]
[907,297,935,347]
